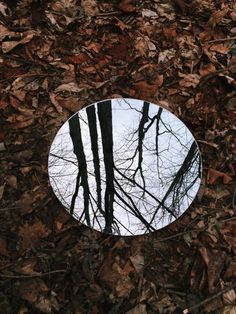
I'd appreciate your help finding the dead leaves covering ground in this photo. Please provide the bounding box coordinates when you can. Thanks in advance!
[0,0,236,313]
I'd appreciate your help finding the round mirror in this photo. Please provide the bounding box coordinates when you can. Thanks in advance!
[48,99,202,236]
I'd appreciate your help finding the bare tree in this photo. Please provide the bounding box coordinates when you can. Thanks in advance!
[69,114,91,227]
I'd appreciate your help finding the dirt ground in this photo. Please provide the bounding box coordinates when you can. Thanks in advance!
[0,0,236,313]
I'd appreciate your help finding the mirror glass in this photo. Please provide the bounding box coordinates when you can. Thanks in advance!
[48,99,202,235]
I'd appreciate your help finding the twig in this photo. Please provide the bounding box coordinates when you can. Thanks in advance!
[207,36,236,44]
[0,269,67,279]
[183,283,236,313]
[96,11,123,17]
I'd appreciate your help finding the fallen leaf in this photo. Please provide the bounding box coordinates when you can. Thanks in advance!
[208,6,229,28]
[142,9,158,18]
[126,304,147,314]
[209,43,230,54]
[224,261,236,279]
[49,93,63,113]
[2,31,37,53]
[118,0,137,13]
[199,63,216,76]
[0,238,10,257]
[10,118,35,129]
[179,73,200,88]
[6,175,17,189]
[54,96,84,112]
[19,279,49,304]
[35,296,53,314]
[0,184,5,201]
[135,36,157,57]
[55,82,83,93]
[19,219,50,250]
[221,221,236,250]
[81,0,98,16]
[130,255,144,274]
[158,48,176,63]
[133,75,163,99]
[0,2,8,16]
[20,260,39,275]
[222,287,236,314]
[207,168,233,185]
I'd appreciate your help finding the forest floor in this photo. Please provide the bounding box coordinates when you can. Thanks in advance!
[0,0,236,313]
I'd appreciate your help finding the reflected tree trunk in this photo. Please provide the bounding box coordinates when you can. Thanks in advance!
[69,114,91,227]
[133,102,149,187]
[155,107,163,177]
[86,105,103,215]
[150,141,198,224]
[97,100,115,233]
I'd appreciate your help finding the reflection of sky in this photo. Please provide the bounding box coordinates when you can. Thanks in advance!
[48,99,201,235]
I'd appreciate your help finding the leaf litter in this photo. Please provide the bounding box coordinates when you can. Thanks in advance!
[0,0,235,313]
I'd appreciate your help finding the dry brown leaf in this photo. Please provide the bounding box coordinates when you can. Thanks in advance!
[209,43,230,54]
[179,74,200,88]
[208,6,229,28]
[133,75,163,99]
[52,0,77,15]
[158,48,176,63]
[20,260,39,275]
[63,53,89,65]
[49,93,63,113]
[6,175,17,189]
[35,296,53,314]
[142,9,158,18]
[118,0,137,13]
[55,82,83,93]
[99,254,134,297]
[19,279,49,304]
[126,304,147,314]
[19,219,50,250]
[224,261,236,279]
[87,42,102,53]
[135,36,157,57]
[199,248,226,293]
[207,168,233,185]
[55,96,84,112]
[0,25,15,41]
[222,288,236,314]
[10,118,35,129]
[0,184,5,201]
[2,31,37,53]
[0,238,10,257]
[0,2,8,16]
[199,63,216,76]
[81,0,98,16]
[130,255,144,274]
[221,221,236,250]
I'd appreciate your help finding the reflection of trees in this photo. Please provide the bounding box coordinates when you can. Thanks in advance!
[69,115,91,227]
[49,99,201,235]
[97,101,115,233]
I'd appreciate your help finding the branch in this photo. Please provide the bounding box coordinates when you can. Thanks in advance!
[183,283,236,314]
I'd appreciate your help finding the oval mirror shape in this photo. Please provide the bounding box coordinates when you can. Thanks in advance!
[48,99,202,236]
